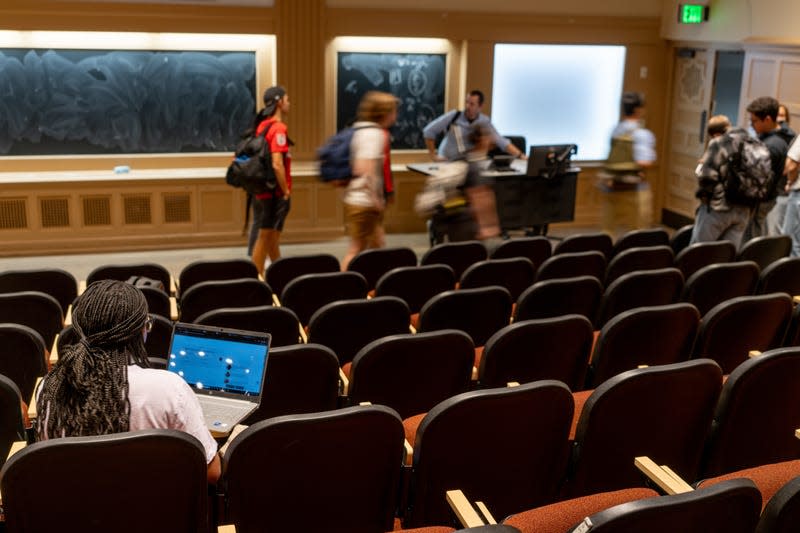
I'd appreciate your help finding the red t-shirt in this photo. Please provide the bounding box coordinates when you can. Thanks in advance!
[255,117,291,199]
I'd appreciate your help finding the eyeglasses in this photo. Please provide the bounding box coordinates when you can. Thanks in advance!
[145,315,154,333]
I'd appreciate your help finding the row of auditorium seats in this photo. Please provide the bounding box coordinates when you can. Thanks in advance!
[2,346,799,530]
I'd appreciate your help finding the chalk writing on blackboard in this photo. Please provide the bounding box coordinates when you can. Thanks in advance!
[0,49,256,155]
[337,52,446,150]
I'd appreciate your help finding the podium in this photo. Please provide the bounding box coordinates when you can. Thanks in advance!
[492,169,579,233]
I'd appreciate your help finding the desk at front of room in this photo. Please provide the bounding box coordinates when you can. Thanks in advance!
[408,160,580,236]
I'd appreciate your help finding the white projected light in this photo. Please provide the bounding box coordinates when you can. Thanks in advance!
[492,44,626,161]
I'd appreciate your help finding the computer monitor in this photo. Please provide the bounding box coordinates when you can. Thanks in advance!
[526,144,578,178]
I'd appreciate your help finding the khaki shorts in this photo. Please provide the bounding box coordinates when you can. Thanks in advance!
[344,204,383,243]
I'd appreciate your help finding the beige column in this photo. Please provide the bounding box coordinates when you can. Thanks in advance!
[274,0,327,160]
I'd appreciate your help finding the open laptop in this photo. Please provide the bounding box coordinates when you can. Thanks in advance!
[167,322,270,435]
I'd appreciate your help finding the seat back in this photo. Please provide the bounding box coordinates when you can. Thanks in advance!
[566,479,761,533]
[737,235,792,270]
[0,268,78,315]
[223,405,404,533]
[681,261,760,316]
[86,263,171,294]
[375,264,456,315]
[588,303,700,388]
[700,347,800,478]
[514,275,603,323]
[139,285,171,320]
[757,475,800,533]
[0,291,63,347]
[674,240,737,280]
[596,268,684,328]
[307,296,410,367]
[479,315,593,390]
[669,224,695,255]
[265,253,341,298]
[347,247,418,291]
[405,381,574,527]
[281,271,368,326]
[179,278,273,323]
[693,293,792,374]
[536,251,607,283]
[489,236,552,270]
[243,343,340,424]
[0,324,47,400]
[420,241,488,279]
[611,228,670,257]
[0,374,25,470]
[567,359,722,497]
[418,286,513,347]
[757,256,800,296]
[349,330,474,419]
[460,257,536,301]
[553,232,613,259]
[604,245,674,286]
[178,259,258,296]
[195,305,301,347]
[0,430,209,533]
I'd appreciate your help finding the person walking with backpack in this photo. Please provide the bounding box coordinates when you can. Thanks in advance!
[691,115,755,246]
[599,91,657,237]
[781,136,800,256]
[251,86,292,275]
[341,91,397,270]
[744,96,791,242]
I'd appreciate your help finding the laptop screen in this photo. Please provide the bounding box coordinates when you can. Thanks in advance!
[167,323,270,397]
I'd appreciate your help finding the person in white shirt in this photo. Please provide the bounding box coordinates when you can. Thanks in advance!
[36,279,221,483]
[341,91,398,270]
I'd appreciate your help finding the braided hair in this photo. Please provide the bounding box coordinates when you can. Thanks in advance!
[37,279,150,439]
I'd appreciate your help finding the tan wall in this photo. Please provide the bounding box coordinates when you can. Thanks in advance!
[0,0,667,255]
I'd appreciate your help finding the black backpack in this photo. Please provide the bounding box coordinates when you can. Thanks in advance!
[226,121,277,195]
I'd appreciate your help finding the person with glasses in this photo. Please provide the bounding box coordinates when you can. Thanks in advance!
[35,279,221,483]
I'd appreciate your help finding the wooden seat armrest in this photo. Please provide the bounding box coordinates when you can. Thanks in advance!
[49,334,60,368]
[446,489,487,528]
[272,294,281,306]
[507,381,520,387]
[7,441,27,462]
[78,280,87,295]
[170,297,179,321]
[795,428,800,440]
[471,366,478,381]
[28,377,42,422]
[298,323,308,343]
[404,439,413,463]
[64,304,73,326]
[339,368,350,396]
[218,525,236,532]
[169,276,178,296]
[634,456,694,495]
[748,350,762,358]
[409,324,417,334]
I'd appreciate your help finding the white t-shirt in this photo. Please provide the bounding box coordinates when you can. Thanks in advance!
[39,365,218,463]
[788,136,800,191]
[344,121,385,209]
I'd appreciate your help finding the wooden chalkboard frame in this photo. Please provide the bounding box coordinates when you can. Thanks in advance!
[336,51,446,150]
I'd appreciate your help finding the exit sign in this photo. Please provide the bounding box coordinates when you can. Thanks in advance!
[679,4,708,24]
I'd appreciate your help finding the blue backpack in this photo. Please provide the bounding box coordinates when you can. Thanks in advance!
[317,125,378,184]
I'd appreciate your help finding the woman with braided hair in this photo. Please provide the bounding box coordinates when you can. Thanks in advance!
[36,279,221,483]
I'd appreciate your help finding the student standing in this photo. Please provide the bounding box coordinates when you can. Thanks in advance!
[341,91,397,270]
[252,86,292,276]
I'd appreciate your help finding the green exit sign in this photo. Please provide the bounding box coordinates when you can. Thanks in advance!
[679,4,708,24]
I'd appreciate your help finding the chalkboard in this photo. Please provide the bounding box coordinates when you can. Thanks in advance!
[337,52,446,150]
[0,49,257,155]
